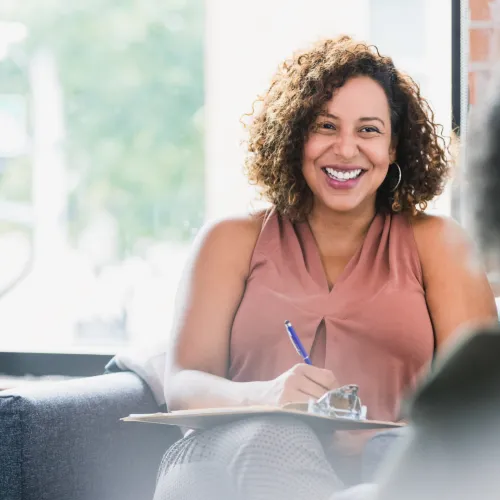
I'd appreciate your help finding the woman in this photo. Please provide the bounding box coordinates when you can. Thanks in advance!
[154,36,496,500]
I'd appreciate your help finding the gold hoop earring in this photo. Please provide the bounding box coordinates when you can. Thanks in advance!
[391,162,402,192]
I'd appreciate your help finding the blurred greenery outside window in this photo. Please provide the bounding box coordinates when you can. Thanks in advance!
[0,1,204,352]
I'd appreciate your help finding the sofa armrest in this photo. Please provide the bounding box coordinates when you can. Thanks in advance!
[0,371,181,500]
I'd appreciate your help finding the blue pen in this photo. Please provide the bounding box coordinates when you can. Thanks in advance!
[284,320,312,365]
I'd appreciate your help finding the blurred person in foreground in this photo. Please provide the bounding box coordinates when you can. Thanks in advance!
[153,36,497,500]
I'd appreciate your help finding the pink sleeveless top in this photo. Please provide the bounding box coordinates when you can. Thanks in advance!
[228,210,434,422]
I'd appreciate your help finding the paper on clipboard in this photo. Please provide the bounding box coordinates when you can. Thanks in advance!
[121,405,404,432]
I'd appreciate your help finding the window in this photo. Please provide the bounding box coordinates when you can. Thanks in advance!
[0,0,454,355]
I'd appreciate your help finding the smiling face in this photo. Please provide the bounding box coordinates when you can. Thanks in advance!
[302,76,396,215]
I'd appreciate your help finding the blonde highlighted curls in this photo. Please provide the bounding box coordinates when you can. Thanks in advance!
[243,36,449,220]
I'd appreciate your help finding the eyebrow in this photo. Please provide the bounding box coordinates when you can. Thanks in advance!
[318,112,386,127]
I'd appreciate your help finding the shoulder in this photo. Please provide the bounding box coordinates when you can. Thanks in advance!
[195,211,265,249]
[408,212,484,283]
[189,211,266,277]
[409,212,462,237]
[409,213,474,258]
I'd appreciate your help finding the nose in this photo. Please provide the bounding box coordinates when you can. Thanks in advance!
[332,131,359,160]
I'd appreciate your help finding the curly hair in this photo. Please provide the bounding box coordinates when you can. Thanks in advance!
[243,35,450,220]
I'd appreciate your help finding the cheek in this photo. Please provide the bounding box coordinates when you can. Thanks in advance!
[302,139,318,180]
[364,143,392,170]
[303,135,329,164]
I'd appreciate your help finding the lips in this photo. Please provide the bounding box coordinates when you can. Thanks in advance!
[322,167,363,181]
[321,166,366,190]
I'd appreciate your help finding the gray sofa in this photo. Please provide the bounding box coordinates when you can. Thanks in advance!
[0,369,405,500]
[0,372,181,500]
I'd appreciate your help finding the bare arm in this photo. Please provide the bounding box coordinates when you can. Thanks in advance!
[412,214,497,352]
[164,216,265,411]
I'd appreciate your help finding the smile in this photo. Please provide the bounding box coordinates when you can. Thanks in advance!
[323,167,363,182]
[322,167,365,182]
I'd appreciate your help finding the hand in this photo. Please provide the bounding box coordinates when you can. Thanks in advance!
[261,363,339,405]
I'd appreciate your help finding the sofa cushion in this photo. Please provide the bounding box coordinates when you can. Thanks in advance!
[0,372,180,500]
[0,397,22,499]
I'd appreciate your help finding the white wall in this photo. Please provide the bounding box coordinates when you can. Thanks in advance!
[423,0,452,215]
[204,0,371,220]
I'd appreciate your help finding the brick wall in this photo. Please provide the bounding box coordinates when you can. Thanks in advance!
[469,0,500,105]
[467,1,500,292]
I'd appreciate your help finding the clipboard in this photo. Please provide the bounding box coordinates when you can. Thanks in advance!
[122,406,403,432]
[122,385,404,432]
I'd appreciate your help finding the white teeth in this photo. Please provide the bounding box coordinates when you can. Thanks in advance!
[324,168,362,181]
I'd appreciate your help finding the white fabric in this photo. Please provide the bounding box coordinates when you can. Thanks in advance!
[114,340,167,406]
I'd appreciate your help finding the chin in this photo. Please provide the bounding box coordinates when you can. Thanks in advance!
[310,174,379,215]
[322,199,363,214]
[317,192,375,215]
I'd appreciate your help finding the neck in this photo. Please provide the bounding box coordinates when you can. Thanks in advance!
[307,201,376,247]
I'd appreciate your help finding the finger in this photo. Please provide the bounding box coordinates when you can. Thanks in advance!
[301,366,338,391]
[296,376,330,400]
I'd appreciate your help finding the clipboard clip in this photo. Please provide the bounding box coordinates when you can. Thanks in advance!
[308,384,368,420]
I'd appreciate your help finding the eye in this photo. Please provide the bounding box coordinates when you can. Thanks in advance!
[321,122,335,130]
[313,121,336,133]
[360,126,380,134]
